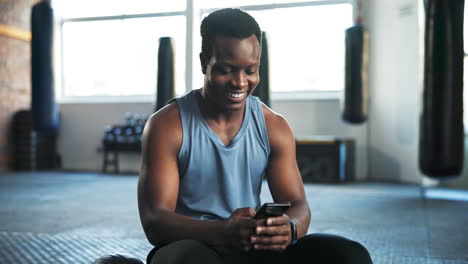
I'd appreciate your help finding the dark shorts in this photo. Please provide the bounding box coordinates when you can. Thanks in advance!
[146,233,373,264]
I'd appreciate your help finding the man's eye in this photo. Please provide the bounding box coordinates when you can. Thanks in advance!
[246,70,257,75]
[220,68,232,74]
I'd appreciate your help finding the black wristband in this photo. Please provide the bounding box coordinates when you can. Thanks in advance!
[290,220,297,244]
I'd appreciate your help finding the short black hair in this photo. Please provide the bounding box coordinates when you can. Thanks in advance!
[200,8,262,59]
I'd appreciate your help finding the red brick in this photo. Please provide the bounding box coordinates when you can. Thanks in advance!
[0,0,38,170]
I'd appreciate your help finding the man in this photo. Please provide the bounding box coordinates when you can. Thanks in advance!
[138,8,372,264]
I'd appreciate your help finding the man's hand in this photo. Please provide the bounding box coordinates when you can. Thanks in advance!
[251,214,291,251]
[222,207,257,251]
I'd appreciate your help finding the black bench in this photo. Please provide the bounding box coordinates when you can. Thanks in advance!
[101,113,148,173]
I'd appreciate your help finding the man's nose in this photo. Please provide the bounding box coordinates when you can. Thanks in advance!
[231,71,248,88]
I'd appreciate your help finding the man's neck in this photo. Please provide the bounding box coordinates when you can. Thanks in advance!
[196,88,245,125]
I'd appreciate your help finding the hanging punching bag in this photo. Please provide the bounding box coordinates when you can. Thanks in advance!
[419,0,465,178]
[342,14,369,124]
[253,31,271,107]
[31,0,59,132]
[155,37,175,112]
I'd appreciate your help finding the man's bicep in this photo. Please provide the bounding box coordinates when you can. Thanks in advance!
[265,115,306,204]
[138,109,181,215]
[139,144,179,212]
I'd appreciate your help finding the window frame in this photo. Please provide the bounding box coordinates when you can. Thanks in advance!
[56,0,355,103]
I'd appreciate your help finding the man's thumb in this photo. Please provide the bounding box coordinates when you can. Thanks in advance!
[233,207,256,217]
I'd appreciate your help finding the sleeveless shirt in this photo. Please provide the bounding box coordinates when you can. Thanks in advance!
[174,90,270,221]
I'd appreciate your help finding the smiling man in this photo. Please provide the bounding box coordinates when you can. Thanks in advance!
[138,8,373,264]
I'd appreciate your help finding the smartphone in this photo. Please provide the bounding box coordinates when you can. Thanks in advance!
[253,202,291,219]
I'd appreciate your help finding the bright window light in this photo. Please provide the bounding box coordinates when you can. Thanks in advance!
[198,0,329,9]
[58,1,352,101]
[195,3,352,93]
[62,16,186,97]
[57,0,186,18]
[251,4,352,93]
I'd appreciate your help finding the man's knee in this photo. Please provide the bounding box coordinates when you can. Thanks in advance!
[152,240,221,264]
[340,239,372,264]
[291,234,372,264]
[320,235,372,264]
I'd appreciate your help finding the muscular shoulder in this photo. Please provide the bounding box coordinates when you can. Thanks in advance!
[143,102,182,154]
[148,101,180,126]
[261,104,295,151]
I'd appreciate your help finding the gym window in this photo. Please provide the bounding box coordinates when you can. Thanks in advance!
[56,0,353,102]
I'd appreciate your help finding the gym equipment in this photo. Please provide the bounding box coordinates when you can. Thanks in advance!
[11,110,35,170]
[29,1,60,170]
[101,113,149,173]
[341,0,368,124]
[31,0,59,132]
[155,37,175,112]
[11,110,60,170]
[419,0,465,178]
[252,31,271,107]
[296,137,355,183]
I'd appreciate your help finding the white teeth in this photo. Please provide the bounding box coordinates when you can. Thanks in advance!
[228,92,245,98]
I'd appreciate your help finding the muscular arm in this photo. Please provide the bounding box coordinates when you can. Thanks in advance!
[138,103,221,246]
[138,103,255,249]
[264,105,310,238]
[251,105,311,250]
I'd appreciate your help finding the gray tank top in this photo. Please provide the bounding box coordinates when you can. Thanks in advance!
[174,90,270,220]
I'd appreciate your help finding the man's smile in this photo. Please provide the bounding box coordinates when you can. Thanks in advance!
[227,91,247,99]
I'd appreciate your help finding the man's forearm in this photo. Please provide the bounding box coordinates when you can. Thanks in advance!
[286,200,311,239]
[142,209,225,246]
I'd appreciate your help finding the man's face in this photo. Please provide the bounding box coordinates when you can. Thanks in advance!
[201,34,260,112]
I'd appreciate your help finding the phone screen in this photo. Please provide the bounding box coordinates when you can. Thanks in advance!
[254,202,291,219]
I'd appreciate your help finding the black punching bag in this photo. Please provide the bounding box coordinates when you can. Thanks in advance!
[253,31,270,107]
[342,22,369,124]
[420,0,465,178]
[31,0,59,132]
[155,37,175,112]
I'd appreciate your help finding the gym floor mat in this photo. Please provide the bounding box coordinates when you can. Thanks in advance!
[1,172,467,263]
[0,232,151,263]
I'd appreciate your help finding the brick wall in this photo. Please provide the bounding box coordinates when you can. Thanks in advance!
[0,0,38,171]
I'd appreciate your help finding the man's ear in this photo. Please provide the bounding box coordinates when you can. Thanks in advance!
[200,52,208,74]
